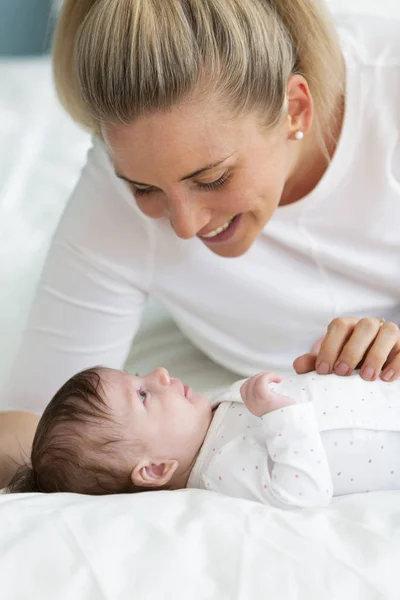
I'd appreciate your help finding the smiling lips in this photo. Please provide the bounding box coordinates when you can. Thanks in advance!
[198,214,241,243]
[200,216,236,239]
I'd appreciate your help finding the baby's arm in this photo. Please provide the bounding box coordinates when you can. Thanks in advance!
[241,374,333,508]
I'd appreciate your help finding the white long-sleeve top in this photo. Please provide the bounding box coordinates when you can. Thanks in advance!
[187,373,400,508]
[2,15,400,413]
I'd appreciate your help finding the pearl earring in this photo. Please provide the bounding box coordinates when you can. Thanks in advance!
[295,131,304,141]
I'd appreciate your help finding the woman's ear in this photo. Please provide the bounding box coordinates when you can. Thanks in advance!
[131,459,179,488]
[286,74,314,138]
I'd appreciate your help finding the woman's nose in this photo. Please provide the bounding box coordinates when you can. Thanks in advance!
[167,195,210,240]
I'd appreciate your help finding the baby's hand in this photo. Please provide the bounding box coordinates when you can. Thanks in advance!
[240,373,295,417]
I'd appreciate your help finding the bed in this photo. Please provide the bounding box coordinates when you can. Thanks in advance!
[1,1,400,598]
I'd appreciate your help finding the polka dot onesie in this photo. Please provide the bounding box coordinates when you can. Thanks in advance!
[187,373,400,508]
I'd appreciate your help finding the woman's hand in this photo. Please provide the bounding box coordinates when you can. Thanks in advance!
[293,317,400,382]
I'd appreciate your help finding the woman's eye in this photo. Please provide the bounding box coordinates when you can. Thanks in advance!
[138,389,147,402]
[197,173,231,192]
[132,186,154,197]
[132,173,231,197]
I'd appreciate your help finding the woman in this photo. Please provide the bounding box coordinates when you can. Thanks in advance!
[1,0,399,486]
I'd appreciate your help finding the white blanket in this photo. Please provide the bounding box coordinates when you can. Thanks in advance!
[1,1,400,598]
[1,489,399,599]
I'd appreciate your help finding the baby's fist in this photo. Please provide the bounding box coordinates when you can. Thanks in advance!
[240,373,295,417]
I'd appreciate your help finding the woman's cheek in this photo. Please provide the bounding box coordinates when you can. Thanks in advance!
[224,187,257,214]
[135,195,166,219]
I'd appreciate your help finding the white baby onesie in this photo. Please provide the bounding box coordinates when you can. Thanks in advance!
[187,373,400,508]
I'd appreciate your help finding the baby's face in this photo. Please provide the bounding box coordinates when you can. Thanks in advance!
[98,368,212,466]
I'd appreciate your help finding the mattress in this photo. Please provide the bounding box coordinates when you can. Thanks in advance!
[1,1,400,598]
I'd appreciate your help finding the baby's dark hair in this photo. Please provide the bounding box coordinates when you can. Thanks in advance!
[7,368,141,495]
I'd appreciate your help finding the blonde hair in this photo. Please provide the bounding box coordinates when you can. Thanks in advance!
[53,0,344,147]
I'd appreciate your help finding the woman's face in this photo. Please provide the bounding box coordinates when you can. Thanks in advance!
[102,94,305,258]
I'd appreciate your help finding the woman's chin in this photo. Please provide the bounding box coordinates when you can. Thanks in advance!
[203,236,255,258]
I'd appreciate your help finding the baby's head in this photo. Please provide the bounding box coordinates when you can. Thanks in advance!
[8,367,212,495]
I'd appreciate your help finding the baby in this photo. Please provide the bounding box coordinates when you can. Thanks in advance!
[8,367,400,508]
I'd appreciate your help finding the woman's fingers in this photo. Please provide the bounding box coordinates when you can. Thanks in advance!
[293,336,325,374]
[381,341,400,381]
[358,321,400,380]
[315,317,358,375]
[293,352,317,374]
[294,317,400,381]
[310,335,325,356]
[332,318,383,378]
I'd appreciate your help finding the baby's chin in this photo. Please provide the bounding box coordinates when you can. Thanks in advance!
[184,388,212,416]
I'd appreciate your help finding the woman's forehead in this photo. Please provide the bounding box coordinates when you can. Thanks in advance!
[102,101,257,156]
[103,108,262,185]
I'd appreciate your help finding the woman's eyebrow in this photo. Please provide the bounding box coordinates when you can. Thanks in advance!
[178,155,233,181]
[115,154,233,187]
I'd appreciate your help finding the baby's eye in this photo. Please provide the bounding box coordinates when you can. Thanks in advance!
[138,389,147,402]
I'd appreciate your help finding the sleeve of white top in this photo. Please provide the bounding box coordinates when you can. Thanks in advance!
[260,403,333,509]
[1,140,154,414]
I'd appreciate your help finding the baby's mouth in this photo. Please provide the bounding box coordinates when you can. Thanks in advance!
[171,377,190,398]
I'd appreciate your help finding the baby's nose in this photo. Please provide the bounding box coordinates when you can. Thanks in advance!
[155,367,170,386]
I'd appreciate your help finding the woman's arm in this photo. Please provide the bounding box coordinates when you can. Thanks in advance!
[0,140,154,415]
[0,411,39,488]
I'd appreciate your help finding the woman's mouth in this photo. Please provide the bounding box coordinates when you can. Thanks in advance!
[198,215,241,243]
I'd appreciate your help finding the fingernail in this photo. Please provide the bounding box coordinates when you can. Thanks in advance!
[382,369,395,382]
[362,366,375,380]
[335,362,350,376]
[317,362,330,375]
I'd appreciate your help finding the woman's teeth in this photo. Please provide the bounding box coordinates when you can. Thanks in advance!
[201,217,235,239]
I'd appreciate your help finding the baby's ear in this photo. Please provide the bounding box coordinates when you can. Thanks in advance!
[131,459,178,488]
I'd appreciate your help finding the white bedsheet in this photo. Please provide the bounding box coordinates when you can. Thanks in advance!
[0,491,400,600]
[1,489,400,599]
[1,1,400,598]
